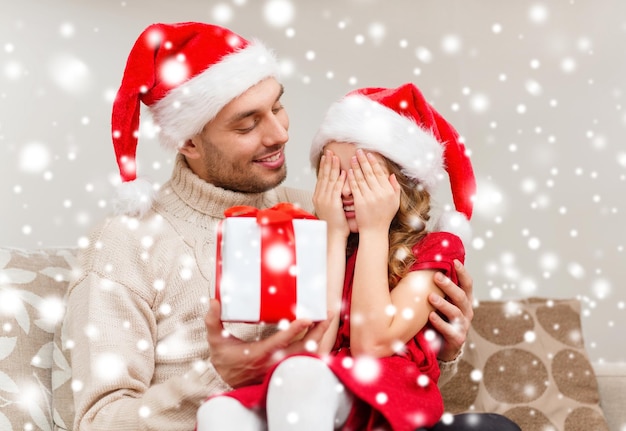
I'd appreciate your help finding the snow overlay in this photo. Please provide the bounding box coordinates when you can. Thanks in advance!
[1,0,624,397]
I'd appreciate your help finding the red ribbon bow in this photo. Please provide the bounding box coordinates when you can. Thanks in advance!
[224,202,317,224]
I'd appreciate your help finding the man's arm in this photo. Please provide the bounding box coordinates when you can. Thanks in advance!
[67,273,232,431]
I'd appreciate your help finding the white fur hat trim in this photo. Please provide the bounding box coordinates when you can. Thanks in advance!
[112,177,156,218]
[150,40,280,150]
[436,210,473,246]
[310,94,446,192]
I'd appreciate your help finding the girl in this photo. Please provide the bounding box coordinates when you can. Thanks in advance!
[197,82,475,431]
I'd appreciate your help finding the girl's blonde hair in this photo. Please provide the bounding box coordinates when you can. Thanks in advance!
[346,157,431,288]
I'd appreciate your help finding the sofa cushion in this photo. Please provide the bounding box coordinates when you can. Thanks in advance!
[0,247,76,431]
[441,297,609,431]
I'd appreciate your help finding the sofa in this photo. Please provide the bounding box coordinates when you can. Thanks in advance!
[0,246,624,431]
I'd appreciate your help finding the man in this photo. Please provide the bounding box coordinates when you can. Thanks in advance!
[61,22,512,431]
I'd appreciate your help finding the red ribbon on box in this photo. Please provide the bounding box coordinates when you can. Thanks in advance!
[216,203,318,322]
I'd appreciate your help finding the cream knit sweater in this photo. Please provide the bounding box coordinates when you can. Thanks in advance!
[64,155,314,431]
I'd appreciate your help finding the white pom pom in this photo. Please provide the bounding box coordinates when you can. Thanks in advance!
[435,210,472,246]
[112,178,155,218]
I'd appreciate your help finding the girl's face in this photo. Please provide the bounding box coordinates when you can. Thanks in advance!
[323,141,390,233]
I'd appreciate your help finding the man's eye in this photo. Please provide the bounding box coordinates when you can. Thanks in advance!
[236,121,257,133]
[272,105,284,114]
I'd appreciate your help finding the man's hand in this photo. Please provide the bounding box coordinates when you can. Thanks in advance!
[205,299,330,388]
[429,260,474,362]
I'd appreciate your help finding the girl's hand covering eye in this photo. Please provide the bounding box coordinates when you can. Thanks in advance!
[348,149,401,232]
[313,149,350,237]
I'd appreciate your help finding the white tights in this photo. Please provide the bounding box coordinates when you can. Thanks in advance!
[197,356,353,431]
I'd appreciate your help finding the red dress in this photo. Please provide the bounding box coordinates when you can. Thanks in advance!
[221,232,464,431]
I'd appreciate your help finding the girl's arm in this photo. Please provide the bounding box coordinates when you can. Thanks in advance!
[347,150,443,357]
[318,231,347,353]
[351,244,443,358]
[312,150,349,353]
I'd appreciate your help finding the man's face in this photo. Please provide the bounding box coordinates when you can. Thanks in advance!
[188,78,289,193]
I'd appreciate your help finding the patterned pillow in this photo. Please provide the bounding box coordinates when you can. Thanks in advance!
[441,297,609,431]
[0,247,76,431]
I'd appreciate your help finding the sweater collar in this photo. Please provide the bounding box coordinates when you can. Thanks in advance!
[160,154,273,219]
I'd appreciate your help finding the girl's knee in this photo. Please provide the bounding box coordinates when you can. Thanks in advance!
[196,397,231,430]
[267,357,353,430]
[272,355,333,382]
[197,396,264,431]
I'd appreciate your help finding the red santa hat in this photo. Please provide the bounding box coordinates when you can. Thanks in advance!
[111,22,281,216]
[310,83,476,242]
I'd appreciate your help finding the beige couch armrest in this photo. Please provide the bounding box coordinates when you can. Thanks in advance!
[593,362,626,431]
[0,247,76,430]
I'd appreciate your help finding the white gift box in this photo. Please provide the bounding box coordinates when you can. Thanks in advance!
[216,205,327,323]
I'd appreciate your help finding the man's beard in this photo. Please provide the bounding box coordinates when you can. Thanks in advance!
[237,166,288,193]
[206,158,287,193]
[199,133,288,193]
